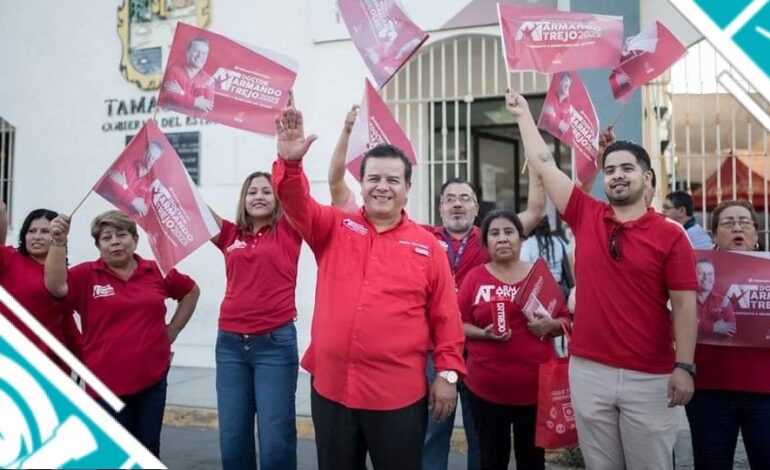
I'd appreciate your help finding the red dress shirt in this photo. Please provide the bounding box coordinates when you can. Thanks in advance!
[273,158,466,410]
[214,218,301,334]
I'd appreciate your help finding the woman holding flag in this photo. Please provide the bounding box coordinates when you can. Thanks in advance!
[0,204,79,363]
[686,200,770,469]
[44,210,200,458]
[459,209,567,470]
[209,170,302,470]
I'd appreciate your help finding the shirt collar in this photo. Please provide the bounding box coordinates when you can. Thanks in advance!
[602,204,659,229]
[361,209,410,234]
[683,217,696,230]
[94,254,153,277]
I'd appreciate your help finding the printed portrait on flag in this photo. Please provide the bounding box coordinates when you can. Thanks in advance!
[159,22,298,135]
[609,21,687,102]
[539,73,573,139]
[94,120,219,274]
[694,250,770,348]
[162,36,216,114]
[537,72,600,184]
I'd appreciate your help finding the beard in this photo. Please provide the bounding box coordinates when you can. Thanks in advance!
[443,216,474,234]
[606,185,645,207]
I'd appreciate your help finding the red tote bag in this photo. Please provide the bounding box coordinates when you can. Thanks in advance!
[535,321,578,449]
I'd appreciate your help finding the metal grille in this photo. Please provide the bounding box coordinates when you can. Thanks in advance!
[669,39,770,248]
[382,34,550,224]
[0,117,14,226]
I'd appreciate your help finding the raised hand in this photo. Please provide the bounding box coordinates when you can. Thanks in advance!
[50,215,71,243]
[505,89,531,119]
[164,80,183,95]
[276,106,318,161]
[344,105,360,134]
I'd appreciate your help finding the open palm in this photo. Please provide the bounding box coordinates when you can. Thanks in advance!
[276,107,317,161]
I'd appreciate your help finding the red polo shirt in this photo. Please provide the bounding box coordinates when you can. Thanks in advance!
[0,246,75,357]
[423,226,490,288]
[273,158,466,410]
[66,255,195,396]
[214,218,301,334]
[459,265,567,405]
[697,292,735,336]
[562,187,697,374]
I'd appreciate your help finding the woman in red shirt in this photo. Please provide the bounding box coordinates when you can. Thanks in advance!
[0,205,78,360]
[686,200,770,469]
[45,210,199,458]
[459,209,566,470]
[209,171,302,470]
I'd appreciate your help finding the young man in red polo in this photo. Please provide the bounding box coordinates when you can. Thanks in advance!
[505,90,697,469]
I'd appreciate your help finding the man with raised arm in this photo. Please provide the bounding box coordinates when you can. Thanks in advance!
[271,104,466,470]
[325,104,548,470]
[505,90,697,469]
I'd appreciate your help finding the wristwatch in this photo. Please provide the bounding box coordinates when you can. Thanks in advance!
[674,362,697,377]
[437,370,459,385]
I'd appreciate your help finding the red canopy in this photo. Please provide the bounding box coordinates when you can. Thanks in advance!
[692,156,770,211]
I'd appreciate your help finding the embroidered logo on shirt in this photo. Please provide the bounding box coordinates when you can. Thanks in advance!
[414,247,429,256]
[92,285,115,299]
[343,218,368,236]
[438,240,449,251]
[226,240,248,252]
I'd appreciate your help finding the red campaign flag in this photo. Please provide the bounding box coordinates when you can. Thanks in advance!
[498,3,623,73]
[158,22,297,136]
[337,0,429,89]
[609,21,687,102]
[694,250,770,349]
[512,259,566,322]
[94,119,220,274]
[537,71,600,184]
[345,79,417,181]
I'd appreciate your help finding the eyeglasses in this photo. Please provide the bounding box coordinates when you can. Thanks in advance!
[441,194,476,204]
[717,218,756,231]
[609,224,622,260]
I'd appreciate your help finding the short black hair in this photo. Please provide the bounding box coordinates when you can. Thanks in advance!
[359,144,412,183]
[666,190,694,216]
[602,140,652,172]
[439,177,479,201]
[650,167,657,189]
[17,209,58,256]
[480,208,525,246]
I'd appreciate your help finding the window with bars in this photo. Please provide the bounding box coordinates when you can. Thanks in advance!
[0,118,14,225]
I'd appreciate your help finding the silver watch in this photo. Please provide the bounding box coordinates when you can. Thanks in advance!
[437,370,458,385]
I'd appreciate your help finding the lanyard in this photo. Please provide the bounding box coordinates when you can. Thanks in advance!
[444,230,470,276]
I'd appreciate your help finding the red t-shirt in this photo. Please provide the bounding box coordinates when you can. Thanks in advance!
[0,246,76,357]
[273,158,466,410]
[66,255,195,396]
[459,265,566,405]
[423,226,490,288]
[562,187,697,374]
[214,218,301,334]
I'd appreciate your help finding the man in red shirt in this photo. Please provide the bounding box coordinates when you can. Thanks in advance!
[506,90,697,469]
[272,105,466,470]
[162,37,215,114]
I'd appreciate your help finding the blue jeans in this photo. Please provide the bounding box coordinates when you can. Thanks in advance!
[422,352,480,470]
[99,375,167,457]
[686,389,770,469]
[216,323,299,470]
